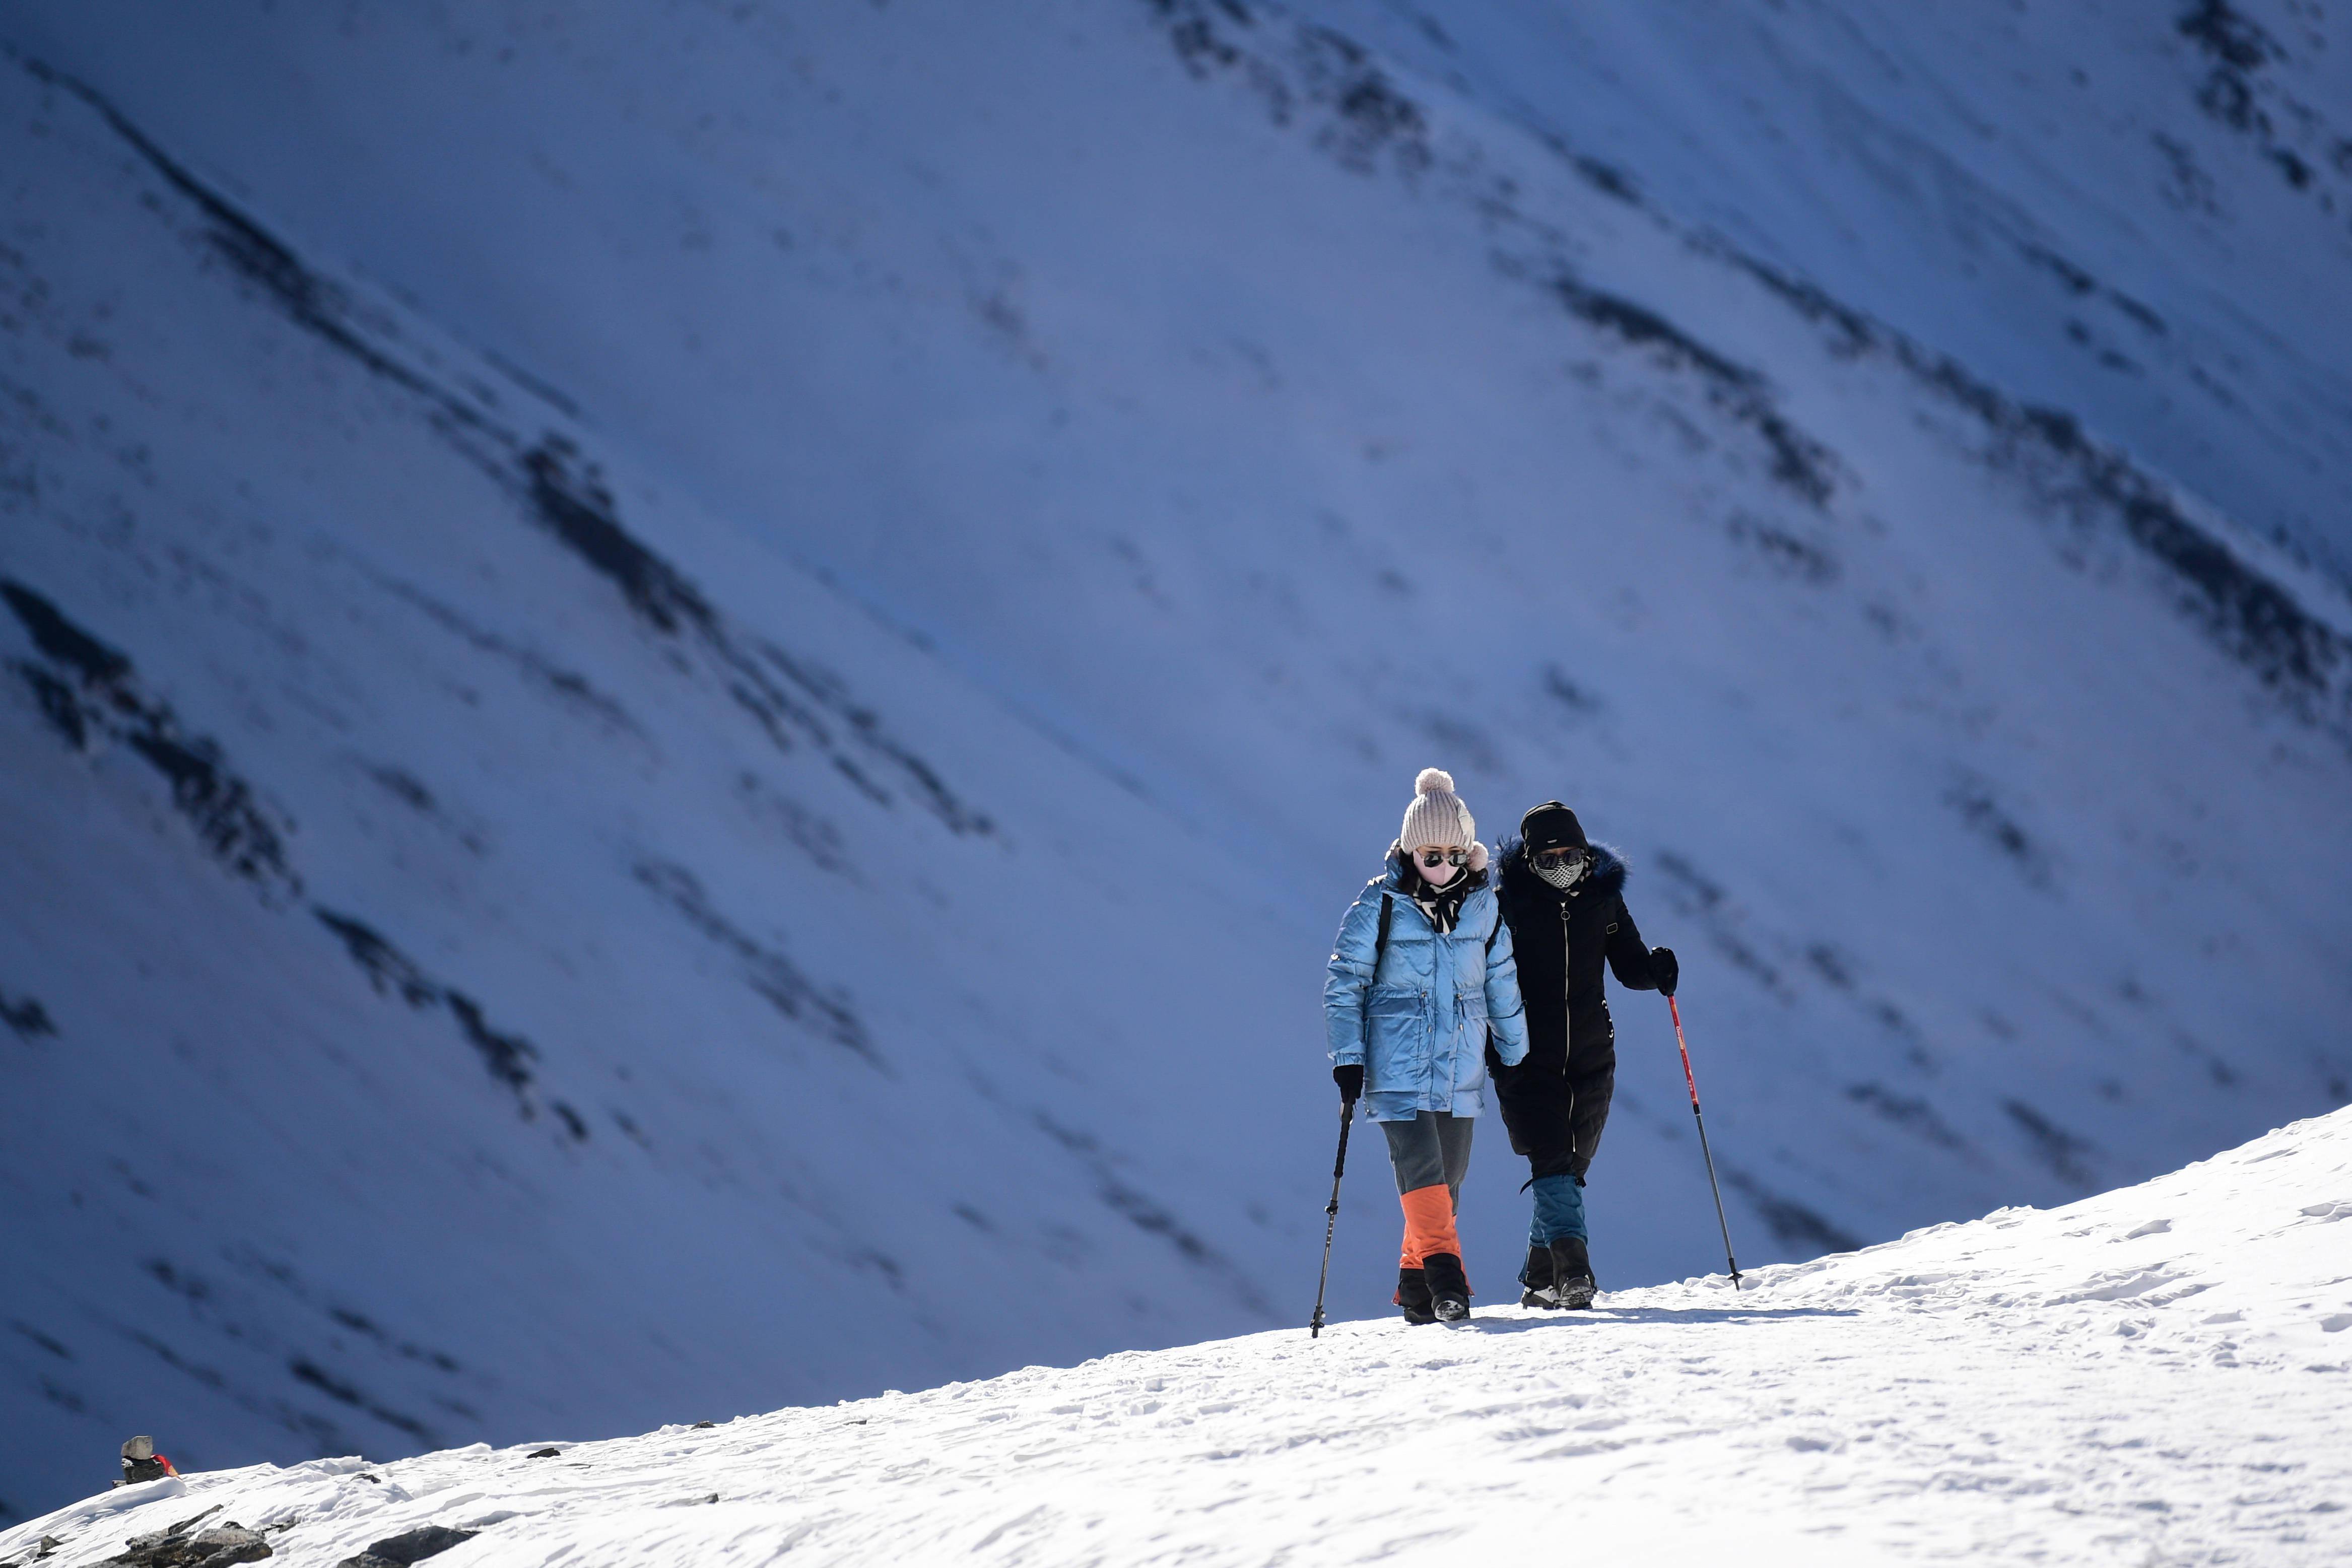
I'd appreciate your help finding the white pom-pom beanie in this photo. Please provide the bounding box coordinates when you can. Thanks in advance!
[1400,767,1475,853]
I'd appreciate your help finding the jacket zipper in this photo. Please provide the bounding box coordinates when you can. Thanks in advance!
[1559,904,1573,1073]
[1562,900,1577,1165]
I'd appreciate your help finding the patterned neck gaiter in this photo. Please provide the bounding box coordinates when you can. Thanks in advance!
[1532,851,1588,891]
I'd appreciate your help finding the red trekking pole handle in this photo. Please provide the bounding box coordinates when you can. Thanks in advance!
[1671,995,1703,1109]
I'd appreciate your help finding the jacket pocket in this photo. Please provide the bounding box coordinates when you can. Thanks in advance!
[1364,992,1429,1089]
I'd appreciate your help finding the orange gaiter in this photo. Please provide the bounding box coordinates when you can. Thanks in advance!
[1397,1183,1461,1268]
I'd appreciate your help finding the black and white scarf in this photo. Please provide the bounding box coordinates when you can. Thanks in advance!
[1411,871,1476,934]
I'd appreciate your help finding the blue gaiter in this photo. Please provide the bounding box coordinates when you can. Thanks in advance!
[1528,1173,1587,1247]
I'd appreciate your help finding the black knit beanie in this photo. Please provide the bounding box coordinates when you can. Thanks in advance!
[1520,801,1589,854]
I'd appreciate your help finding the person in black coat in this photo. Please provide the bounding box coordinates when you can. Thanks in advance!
[1490,801,1678,1308]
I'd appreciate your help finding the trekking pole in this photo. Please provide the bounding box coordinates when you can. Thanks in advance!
[1668,996,1743,1291]
[1308,1097,1357,1337]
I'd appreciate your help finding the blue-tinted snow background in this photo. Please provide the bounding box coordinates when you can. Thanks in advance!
[3,0,2348,1526]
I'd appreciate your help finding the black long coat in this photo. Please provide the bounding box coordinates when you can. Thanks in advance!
[1490,837,1667,1181]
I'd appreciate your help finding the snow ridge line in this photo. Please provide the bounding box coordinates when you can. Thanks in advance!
[5,46,994,843]
[1723,247,2352,740]
[1,579,302,904]
[3,46,1016,1084]
[0,47,979,1126]
[0,561,603,1135]
[1134,0,2352,748]
[1140,0,1850,517]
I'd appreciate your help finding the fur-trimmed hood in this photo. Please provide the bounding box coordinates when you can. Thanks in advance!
[1495,835,1628,903]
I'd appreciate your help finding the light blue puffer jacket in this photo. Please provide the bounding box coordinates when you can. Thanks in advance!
[1325,850,1529,1121]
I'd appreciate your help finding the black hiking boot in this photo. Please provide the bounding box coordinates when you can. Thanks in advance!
[1550,1236,1596,1310]
[1518,1243,1561,1309]
[1394,1267,1436,1326]
[1423,1252,1471,1321]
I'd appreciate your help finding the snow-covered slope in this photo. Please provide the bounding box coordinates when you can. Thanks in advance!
[8,1107,2348,1567]
[4,0,2350,1529]
[1289,0,2352,582]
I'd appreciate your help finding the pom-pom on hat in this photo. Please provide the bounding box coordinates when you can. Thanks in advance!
[1400,767,1475,852]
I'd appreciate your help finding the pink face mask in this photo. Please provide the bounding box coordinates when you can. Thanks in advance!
[1418,858,1461,889]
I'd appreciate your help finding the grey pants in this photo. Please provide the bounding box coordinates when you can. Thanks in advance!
[1381,1110,1474,1200]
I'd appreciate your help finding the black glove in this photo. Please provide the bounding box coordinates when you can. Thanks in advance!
[1650,946,1679,998]
[1332,1063,1364,1102]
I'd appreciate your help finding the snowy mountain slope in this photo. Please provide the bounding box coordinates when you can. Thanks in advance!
[0,45,1316,1525]
[8,1107,2348,1568]
[1288,0,2352,582]
[4,0,2350,1529]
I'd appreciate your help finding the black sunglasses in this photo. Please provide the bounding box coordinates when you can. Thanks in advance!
[1531,846,1588,868]
[1415,847,1470,868]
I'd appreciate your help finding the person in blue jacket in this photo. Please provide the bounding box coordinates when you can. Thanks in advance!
[1324,768,1529,1322]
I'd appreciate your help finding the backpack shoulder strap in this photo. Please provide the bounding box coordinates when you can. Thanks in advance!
[1372,893,1393,976]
